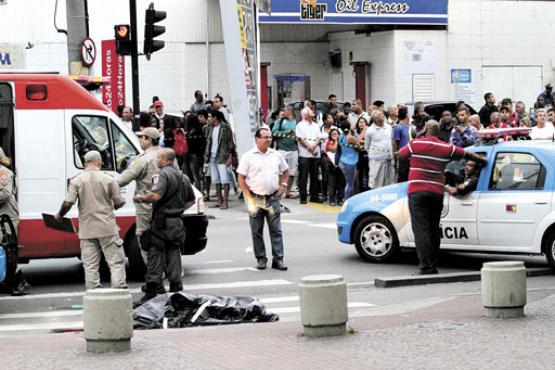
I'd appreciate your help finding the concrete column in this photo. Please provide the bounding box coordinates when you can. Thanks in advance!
[83,288,133,353]
[481,261,527,318]
[299,275,348,337]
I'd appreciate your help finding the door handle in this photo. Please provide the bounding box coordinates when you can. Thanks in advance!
[461,201,474,206]
[534,201,548,205]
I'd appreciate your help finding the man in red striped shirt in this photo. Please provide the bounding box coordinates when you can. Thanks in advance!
[399,121,487,274]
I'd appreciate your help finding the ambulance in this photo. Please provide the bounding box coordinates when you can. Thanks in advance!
[0,72,207,280]
[337,132,555,268]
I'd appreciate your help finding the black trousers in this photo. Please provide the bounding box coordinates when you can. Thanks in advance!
[327,162,345,203]
[398,157,410,183]
[298,157,320,201]
[408,191,444,273]
[320,154,329,198]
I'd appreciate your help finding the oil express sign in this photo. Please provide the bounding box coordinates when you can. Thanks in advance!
[259,0,448,25]
[0,44,24,69]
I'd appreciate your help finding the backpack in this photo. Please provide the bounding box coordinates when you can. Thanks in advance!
[271,117,285,149]
[173,129,188,155]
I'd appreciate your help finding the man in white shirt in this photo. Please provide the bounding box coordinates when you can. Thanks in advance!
[365,110,395,189]
[531,109,555,140]
[122,106,133,131]
[296,108,326,204]
[238,127,289,270]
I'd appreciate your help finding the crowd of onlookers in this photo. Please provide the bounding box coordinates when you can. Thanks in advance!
[116,84,555,207]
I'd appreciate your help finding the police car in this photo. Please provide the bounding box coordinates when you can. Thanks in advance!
[337,133,555,267]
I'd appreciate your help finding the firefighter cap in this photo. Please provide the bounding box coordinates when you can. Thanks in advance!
[136,127,161,140]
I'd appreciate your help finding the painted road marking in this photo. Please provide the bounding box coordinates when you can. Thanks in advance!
[0,279,294,301]
[269,302,376,314]
[307,223,337,229]
[0,302,377,332]
[281,219,310,224]
[306,203,340,214]
[185,267,258,274]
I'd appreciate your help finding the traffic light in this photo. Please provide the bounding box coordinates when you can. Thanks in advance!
[114,24,133,55]
[144,3,166,60]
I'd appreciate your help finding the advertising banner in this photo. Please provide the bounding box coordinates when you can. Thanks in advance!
[101,40,125,114]
[219,0,259,157]
[0,43,24,69]
[259,0,448,25]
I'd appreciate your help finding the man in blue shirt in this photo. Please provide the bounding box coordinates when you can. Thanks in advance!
[392,108,412,182]
[450,107,478,148]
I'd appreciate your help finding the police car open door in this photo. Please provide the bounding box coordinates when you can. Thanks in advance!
[441,192,479,246]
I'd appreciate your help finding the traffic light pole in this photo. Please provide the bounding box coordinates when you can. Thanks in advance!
[129,0,140,130]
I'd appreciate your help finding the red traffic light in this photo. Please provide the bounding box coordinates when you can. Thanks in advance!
[115,25,131,41]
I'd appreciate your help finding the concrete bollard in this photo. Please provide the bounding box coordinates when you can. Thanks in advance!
[298,274,348,337]
[83,288,133,353]
[481,261,527,318]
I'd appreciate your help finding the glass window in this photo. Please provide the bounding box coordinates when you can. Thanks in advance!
[445,152,486,187]
[72,115,114,171]
[110,120,139,173]
[489,152,545,191]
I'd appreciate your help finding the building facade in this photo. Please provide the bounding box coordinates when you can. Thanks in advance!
[0,0,553,113]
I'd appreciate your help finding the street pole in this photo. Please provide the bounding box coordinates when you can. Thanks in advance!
[65,0,89,75]
[129,0,141,129]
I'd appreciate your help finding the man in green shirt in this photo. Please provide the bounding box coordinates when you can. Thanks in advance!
[272,106,298,198]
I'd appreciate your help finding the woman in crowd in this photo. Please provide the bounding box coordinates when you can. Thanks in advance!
[356,117,369,192]
[183,114,205,188]
[325,128,345,206]
[339,120,361,200]
[320,113,336,202]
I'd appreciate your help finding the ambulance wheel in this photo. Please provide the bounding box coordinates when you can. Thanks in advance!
[543,230,555,268]
[126,235,146,281]
[354,215,399,262]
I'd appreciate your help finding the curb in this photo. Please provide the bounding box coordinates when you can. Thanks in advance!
[374,267,554,288]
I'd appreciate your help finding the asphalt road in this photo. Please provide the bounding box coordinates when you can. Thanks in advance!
[0,197,552,334]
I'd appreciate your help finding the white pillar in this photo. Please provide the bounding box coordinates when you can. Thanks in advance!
[481,261,527,318]
[299,275,348,337]
[83,288,133,353]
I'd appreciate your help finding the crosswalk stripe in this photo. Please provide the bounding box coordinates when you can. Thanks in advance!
[0,301,376,322]
[0,279,293,301]
[270,302,376,314]
[185,267,258,274]
[307,223,337,229]
[0,321,84,333]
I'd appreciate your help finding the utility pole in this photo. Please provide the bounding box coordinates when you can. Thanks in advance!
[129,0,141,127]
[65,0,89,75]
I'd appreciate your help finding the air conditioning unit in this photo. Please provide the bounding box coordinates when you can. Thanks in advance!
[329,50,342,69]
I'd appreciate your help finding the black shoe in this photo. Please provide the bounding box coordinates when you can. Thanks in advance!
[257,260,267,270]
[141,283,166,294]
[310,198,323,204]
[169,282,183,293]
[271,259,288,271]
[300,199,307,204]
[412,269,438,276]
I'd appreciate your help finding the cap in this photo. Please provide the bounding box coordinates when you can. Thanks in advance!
[84,151,102,163]
[153,100,164,108]
[136,127,161,140]
[547,83,553,89]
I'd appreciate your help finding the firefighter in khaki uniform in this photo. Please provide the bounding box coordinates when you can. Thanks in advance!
[117,127,162,258]
[0,148,18,232]
[56,151,127,290]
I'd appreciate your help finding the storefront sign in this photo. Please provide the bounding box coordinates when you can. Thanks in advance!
[0,43,24,69]
[101,40,125,114]
[259,0,448,25]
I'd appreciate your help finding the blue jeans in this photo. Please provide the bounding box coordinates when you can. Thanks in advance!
[247,195,284,262]
[339,162,357,200]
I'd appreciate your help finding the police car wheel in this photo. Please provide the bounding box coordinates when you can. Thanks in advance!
[544,230,555,268]
[354,215,399,262]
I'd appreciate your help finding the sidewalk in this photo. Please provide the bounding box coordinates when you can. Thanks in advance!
[2,289,554,369]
